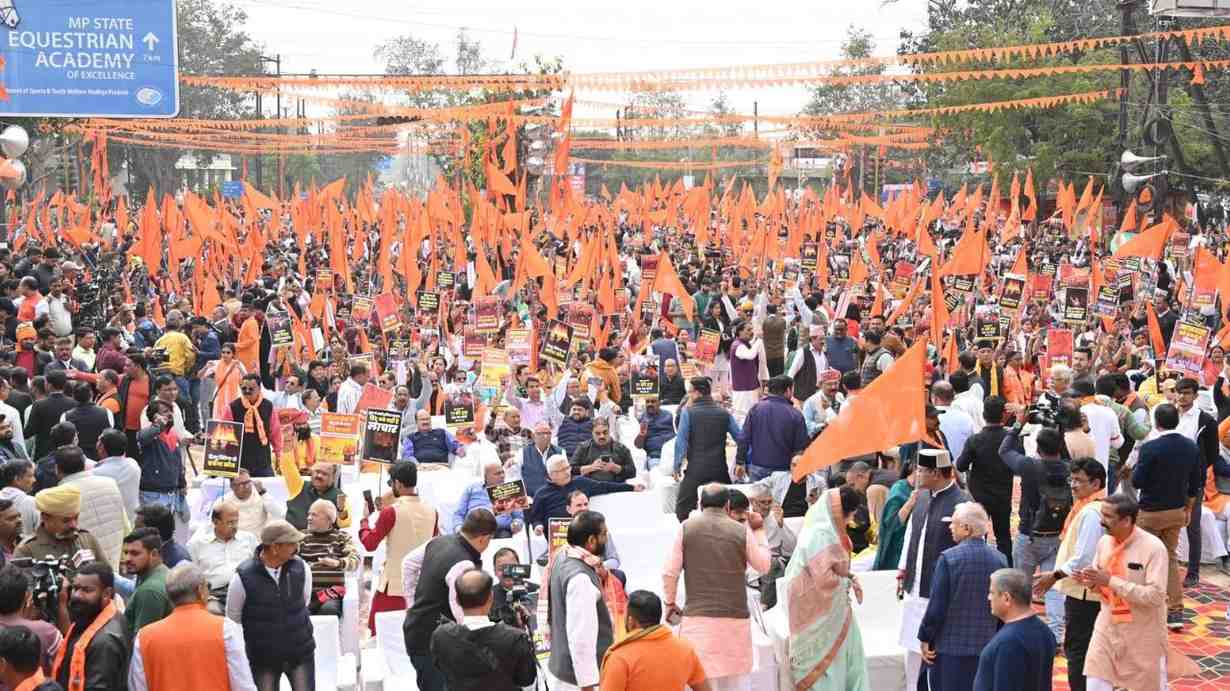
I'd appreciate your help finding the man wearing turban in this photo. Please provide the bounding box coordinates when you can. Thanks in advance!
[14,484,110,572]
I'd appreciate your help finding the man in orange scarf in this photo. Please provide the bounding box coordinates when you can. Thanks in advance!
[221,373,282,477]
[1033,458,1107,691]
[53,561,129,691]
[1076,493,1193,691]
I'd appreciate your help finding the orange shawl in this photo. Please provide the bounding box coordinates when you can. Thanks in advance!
[239,394,269,446]
[52,602,118,691]
[1099,531,1135,624]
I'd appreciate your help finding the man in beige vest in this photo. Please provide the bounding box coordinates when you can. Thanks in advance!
[359,461,437,633]
[1033,458,1107,691]
[663,484,770,691]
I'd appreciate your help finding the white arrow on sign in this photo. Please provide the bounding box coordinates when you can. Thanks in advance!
[143,32,160,51]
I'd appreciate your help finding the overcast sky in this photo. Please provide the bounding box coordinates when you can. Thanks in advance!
[232,0,931,121]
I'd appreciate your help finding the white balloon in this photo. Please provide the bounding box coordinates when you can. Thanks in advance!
[0,159,26,190]
[0,125,28,159]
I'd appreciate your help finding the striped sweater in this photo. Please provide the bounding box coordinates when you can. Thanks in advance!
[298,529,359,590]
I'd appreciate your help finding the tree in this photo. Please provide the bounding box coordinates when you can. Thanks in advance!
[117,0,265,197]
[704,91,744,139]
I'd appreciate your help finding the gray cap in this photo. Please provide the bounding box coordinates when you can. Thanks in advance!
[260,520,305,545]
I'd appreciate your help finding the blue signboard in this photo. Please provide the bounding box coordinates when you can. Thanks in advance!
[220,180,244,199]
[0,0,179,118]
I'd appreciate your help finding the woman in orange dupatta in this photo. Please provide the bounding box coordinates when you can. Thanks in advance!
[780,485,869,690]
[200,342,247,420]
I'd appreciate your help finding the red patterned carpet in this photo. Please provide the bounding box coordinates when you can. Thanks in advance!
[1047,580,1230,690]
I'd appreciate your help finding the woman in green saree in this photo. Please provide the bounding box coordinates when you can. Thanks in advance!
[780,484,869,691]
[872,460,915,571]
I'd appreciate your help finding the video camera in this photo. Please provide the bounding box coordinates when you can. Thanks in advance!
[11,556,70,623]
[495,563,537,629]
[1025,397,1060,427]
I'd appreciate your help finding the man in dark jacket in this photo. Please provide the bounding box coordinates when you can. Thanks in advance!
[53,561,129,691]
[527,456,638,532]
[917,502,1008,691]
[569,418,636,483]
[404,509,498,691]
[24,369,75,461]
[555,400,594,460]
[430,568,536,691]
[658,359,687,406]
[673,377,741,522]
[735,375,809,481]
[955,396,1014,566]
[63,382,114,462]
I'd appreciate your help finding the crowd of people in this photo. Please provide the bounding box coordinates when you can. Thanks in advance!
[0,175,1220,691]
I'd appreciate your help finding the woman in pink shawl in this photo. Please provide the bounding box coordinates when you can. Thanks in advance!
[780,485,869,690]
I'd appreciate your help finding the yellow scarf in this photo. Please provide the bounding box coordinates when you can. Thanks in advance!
[240,395,269,446]
[975,361,999,396]
[53,602,118,691]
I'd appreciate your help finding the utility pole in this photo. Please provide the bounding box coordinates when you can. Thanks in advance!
[256,54,282,193]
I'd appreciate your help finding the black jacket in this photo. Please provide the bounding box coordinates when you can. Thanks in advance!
[24,392,76,460]
[569,440,636,482]
[54,609,129,691]
[955,425,1013,500]
[429,620,537,691]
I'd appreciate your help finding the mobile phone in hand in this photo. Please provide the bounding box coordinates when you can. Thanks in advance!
[363,489,376,514]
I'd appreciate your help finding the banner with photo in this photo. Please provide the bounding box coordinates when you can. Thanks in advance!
[362,409,403,464]
[203,420,244,477]
[318,413,360,466]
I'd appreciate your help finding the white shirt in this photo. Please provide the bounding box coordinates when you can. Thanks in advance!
[129,610,257,691]
[0,400,25,448]
[188,528,260,589]
[264,388,304,411]
[402,543,476,625]
[225,557,313,624]
[564,569,604,687]
[46,294,73,336]
[1176,403,1203,442]
[336,378,363,415]
[92,455,143,524]
[1080,402,1123,468]
[786,346,828,382]
[937,405,976,461]
[952,389,984,433]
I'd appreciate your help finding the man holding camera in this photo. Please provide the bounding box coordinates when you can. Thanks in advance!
[429,568,537,691]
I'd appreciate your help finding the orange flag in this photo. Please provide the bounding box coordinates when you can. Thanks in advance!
[929,264,949,342]
[1145,302,1167,357]
[653,251,695,321]
[1022,168,1037,222]
[1119,201,1138,233]
[794,338,931,479]
[939,228,989,278]
[486,161,517,197]
[1112,215,1176,259]
[869,281,885,317]
[943,331,960,375]
[887,277,922,326]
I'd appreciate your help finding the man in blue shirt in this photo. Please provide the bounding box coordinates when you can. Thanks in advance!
[401,409,465,465]
[974,568,1056,691]
[824,319,858,374]
[634,396,675,470]
[735,376,810,481]
[453,461,523,538]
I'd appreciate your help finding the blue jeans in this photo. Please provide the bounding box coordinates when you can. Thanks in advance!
[1014,533,1063,639]
[747,464,777,482]
[139,490,190,524]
